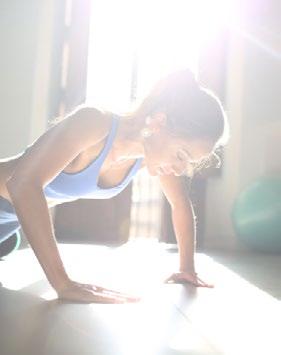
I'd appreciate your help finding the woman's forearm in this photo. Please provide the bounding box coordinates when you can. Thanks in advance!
[7,182,70,290]
[171,201,196,272]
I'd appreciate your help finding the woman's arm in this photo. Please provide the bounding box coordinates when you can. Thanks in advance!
[158,175,196,272]
[7,108,108,288]
[7,184,70,290]
[6,108,140,302]
[170,199,196,273]
[158,174,214,287]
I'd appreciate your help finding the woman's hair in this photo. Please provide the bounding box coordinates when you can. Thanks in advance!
[135,69,229,149]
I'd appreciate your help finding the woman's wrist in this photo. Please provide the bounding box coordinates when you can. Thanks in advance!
[179,268,197,275]
[49,274,72,293]
[179,256,195,274]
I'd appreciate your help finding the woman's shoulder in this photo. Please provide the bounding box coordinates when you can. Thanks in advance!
[47,105,114,146]
[62,105,112,127]
[50,105,112,129]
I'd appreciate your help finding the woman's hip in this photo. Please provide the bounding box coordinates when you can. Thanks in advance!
[0,196,20,242]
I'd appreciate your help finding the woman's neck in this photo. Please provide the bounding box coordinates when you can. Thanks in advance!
[110,113,146,163]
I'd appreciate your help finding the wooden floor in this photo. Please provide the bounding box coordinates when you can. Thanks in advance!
[0,240,280,355]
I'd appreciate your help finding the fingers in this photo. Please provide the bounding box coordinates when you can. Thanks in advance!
[89,292,129,304]
[59,289,137,304]
[164,273,190,284]
[194,276,214,288]
[164,273,215,288]
[57,281,141,304]
[164,273,185,284]
[83,284,140,302]
[92,289,140,304]
[189,279,214,288]
[96,285,139,299]
[164,275,175,283]
[83,289,140,304]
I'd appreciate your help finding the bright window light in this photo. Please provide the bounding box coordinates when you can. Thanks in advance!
[86,0,232,111]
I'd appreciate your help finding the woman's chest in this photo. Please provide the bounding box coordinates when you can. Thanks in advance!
[45,151,145,207]
[62,147,145,189]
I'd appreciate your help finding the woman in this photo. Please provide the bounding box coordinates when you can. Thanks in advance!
[0,69,229,303]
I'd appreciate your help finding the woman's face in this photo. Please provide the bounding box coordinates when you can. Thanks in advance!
[143,129,213,177]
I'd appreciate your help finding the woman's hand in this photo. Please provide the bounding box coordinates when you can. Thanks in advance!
[164,271,214,288]
[56,280,141,303]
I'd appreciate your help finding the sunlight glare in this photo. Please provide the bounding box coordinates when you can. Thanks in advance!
[86,0,232,110]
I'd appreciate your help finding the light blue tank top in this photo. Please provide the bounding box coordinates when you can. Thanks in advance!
[43,115,143,200]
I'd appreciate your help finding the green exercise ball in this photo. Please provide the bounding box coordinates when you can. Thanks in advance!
[232,177,281,253]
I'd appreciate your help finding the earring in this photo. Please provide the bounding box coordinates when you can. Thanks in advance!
[141,127,153,138]
[141,116,153,138]
[145,116,152,125]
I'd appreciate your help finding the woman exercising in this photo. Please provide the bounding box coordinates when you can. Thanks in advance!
[0,69,228,303]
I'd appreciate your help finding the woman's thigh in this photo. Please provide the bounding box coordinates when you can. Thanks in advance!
[0,196,20,242]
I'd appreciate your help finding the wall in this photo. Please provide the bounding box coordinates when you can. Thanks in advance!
[0,0,55,158]
[204,1,281,251]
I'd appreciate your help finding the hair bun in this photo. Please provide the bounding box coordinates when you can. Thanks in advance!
[176,68,197,83]
[155,69,199,100]
[145,68,200,111]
